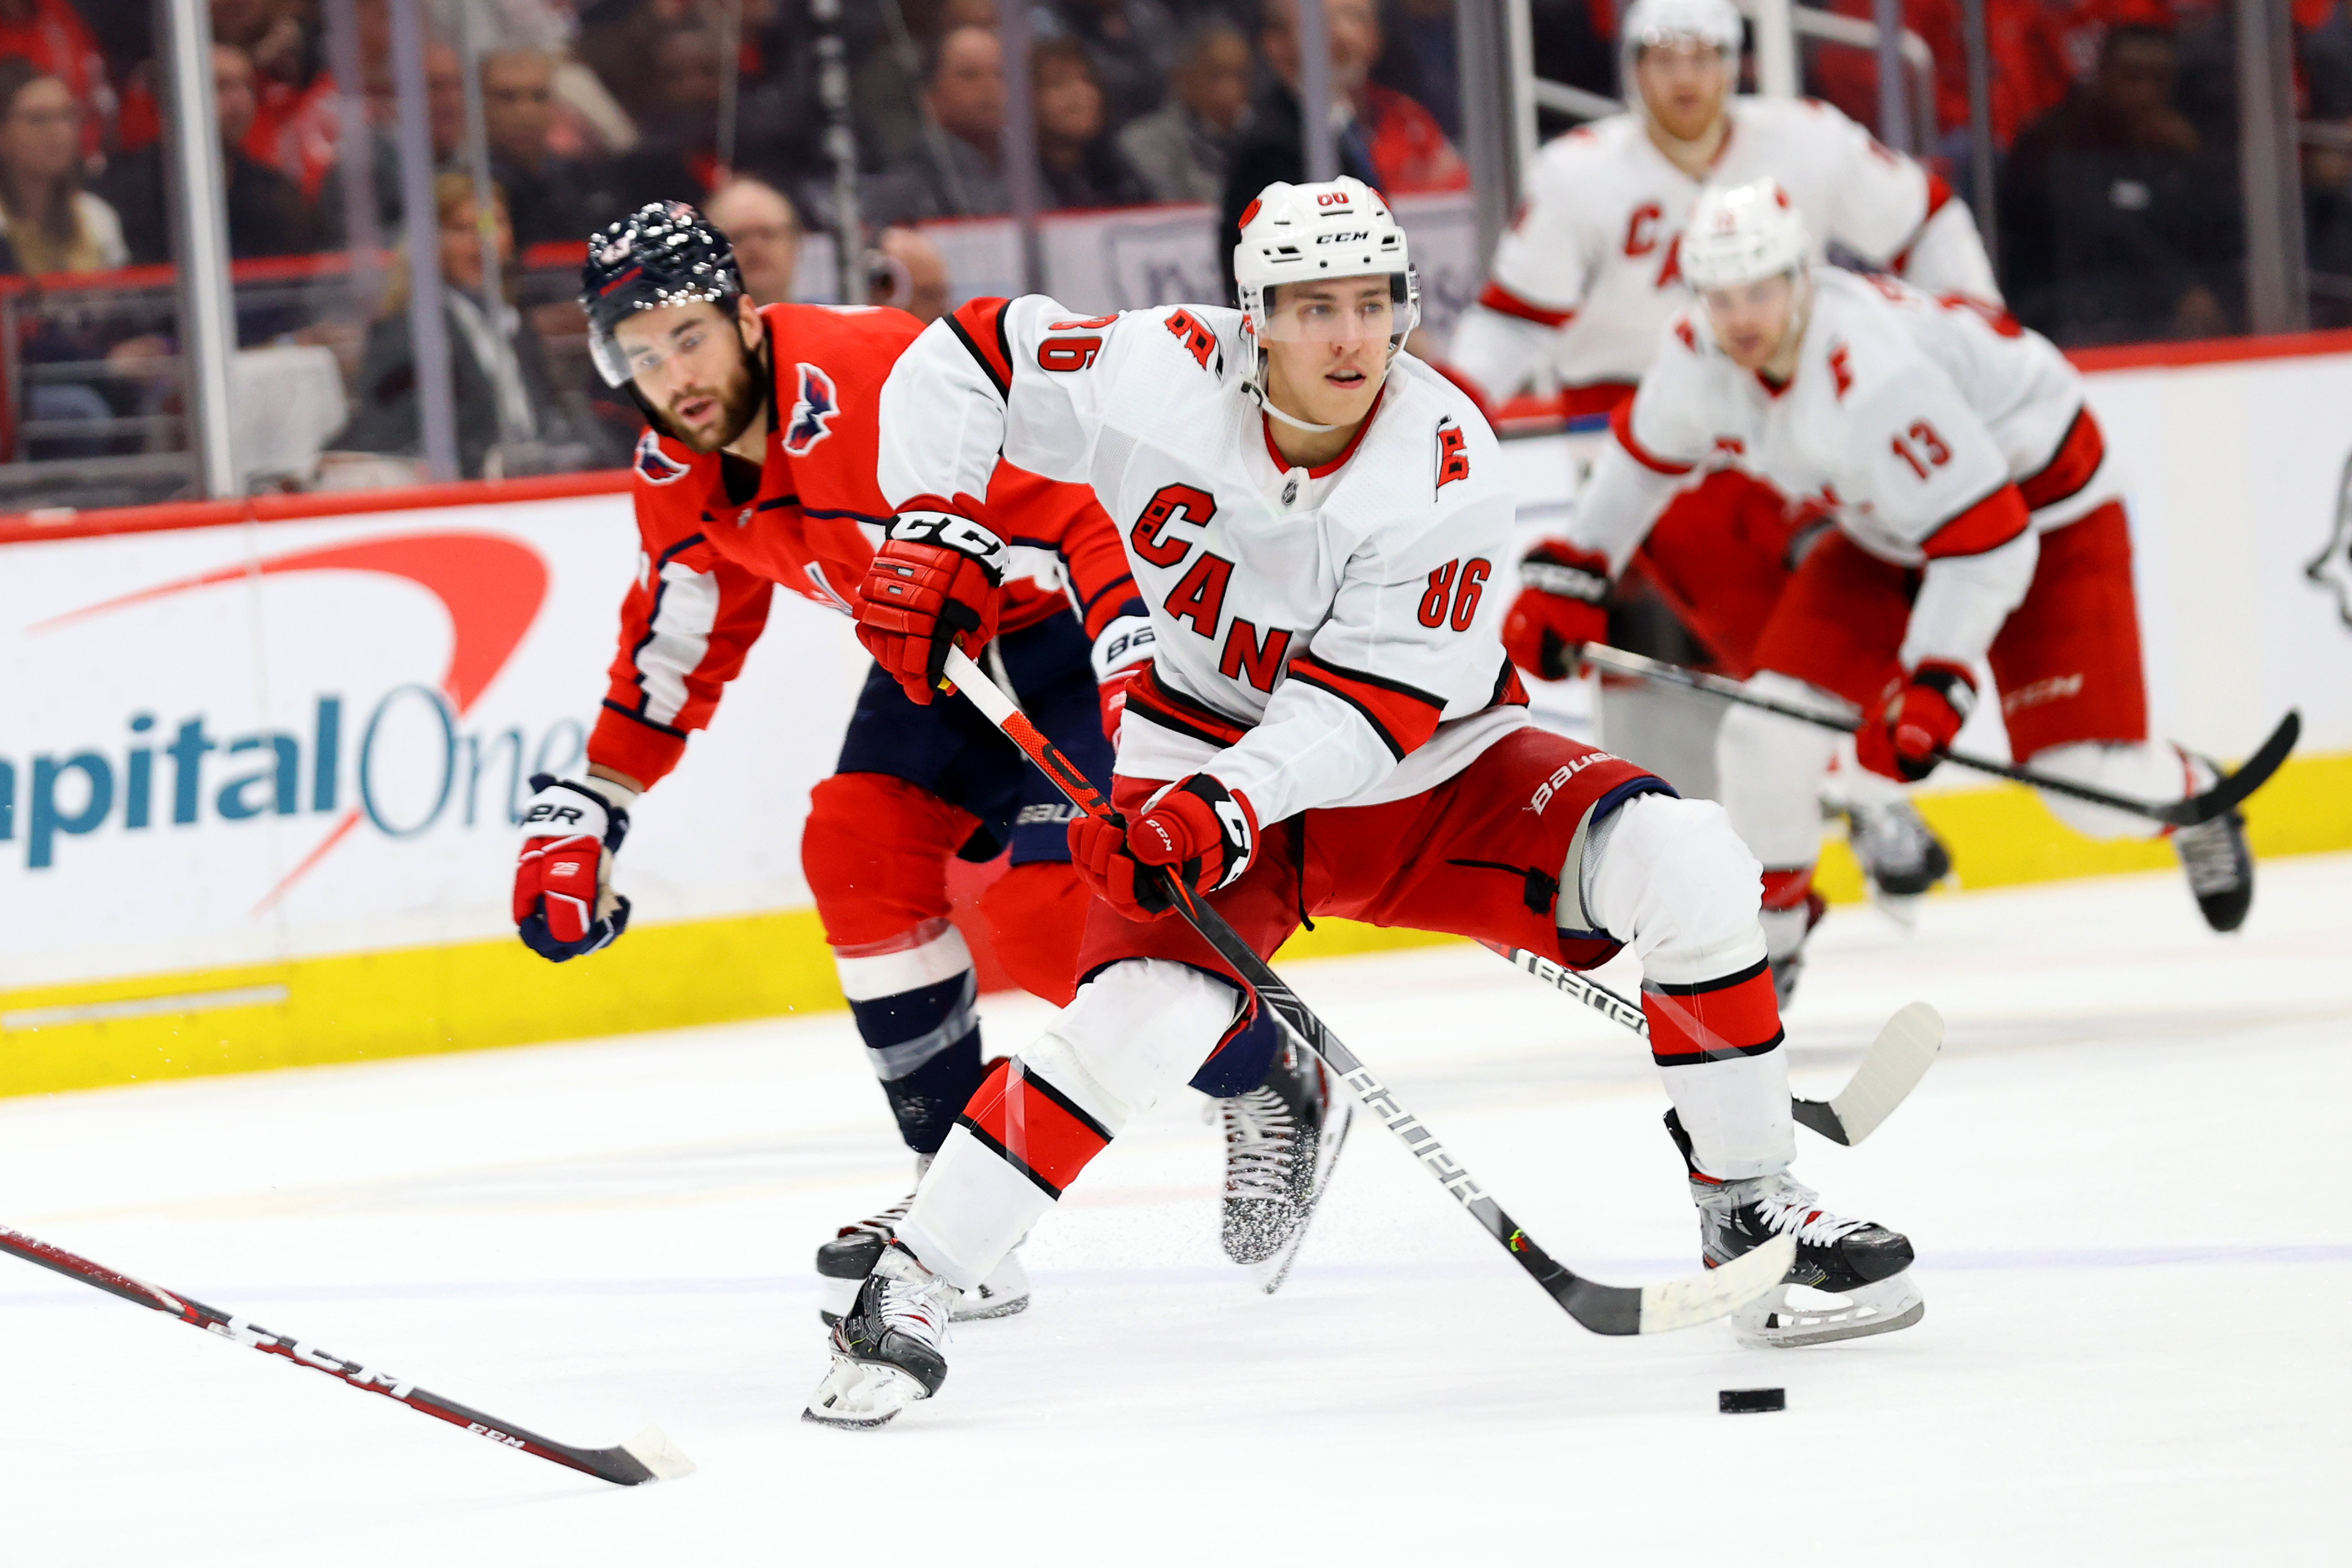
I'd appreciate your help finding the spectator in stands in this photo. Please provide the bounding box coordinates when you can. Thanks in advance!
[1808,0,2071,159]
[99,43,316,265]
[1221,0,1465,291]
[866,24,1012,222]
[483,46,623,247]
[2001,23,2236,343]
[0,0,107,158]
[1117,16,1251,204]
[606,23,726,208]
[0,59,123,273]
[334,170,605,479]
[1371,0,1460,141]
[707,175,800,303]
[212,0,339,200]
[1034,35,1149,209]
[851,0,999,177]
[1037,0,1181,136]
[870,224,952,322]
[428,37,467,165]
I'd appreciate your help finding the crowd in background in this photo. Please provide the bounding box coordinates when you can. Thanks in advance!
[2,0,2352,488]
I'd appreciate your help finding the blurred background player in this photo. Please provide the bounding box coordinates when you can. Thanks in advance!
[805,178,1920,1428]
[509,202,1300,1326]
[1443,0,1997,915]
[1543,179,2254,996]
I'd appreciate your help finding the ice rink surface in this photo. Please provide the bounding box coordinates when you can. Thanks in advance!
[4,855,2347,1566]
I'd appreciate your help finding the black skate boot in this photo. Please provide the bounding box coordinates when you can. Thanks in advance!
[2172,763,2253,932]
[816,1158,1029,1326]
[1666,1109,1923,1347]
[803,1242,954,1428]
[1219,1040,1352,1293]
[1844,795,1952,906]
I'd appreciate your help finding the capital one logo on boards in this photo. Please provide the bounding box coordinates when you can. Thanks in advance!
[2,531,573,912]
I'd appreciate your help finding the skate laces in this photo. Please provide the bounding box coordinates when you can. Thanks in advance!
[868,1253,952,1351]
[1222,1086,1298,1201]
[1751,1178,1871,1246]
[835,1190,916,1242]
[2174,812,2244,894]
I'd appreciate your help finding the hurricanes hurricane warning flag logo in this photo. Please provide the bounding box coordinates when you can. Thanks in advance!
[784,362,839,456]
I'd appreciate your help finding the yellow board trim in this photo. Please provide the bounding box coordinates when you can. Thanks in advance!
[6,750,2346,1100]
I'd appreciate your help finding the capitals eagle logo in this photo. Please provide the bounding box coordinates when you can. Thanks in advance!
[633,428,692,484]
[784,361,839,456]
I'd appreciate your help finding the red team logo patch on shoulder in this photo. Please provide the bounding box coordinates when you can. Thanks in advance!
[633,429,692,484]
[784,362,839,456]
[1164,308,1216,369]
[1435,420,1471,491]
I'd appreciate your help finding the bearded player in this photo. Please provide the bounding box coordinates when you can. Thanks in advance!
[1535,179,2254,998]
[801,177,1926,1429]
[1445,0,1995,928]
[508,202,1323,1325]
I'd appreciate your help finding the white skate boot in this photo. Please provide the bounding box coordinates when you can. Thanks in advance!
[803,1242,956,1429]
[815,1158,1030,1325]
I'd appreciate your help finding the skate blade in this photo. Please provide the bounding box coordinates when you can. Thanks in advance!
[1867,887,1923,930]
[949,1285,1030,1322]
[1253,1089,1354,1296]
[1639,1234,1797,1333]
[1733,1272,1926,1349]
[801,1357,931,1429]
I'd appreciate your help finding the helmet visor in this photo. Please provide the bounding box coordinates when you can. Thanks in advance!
[1259,271,1417,346]
[589,297,736,389]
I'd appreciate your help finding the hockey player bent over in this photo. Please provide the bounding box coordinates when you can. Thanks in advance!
[1525,179,2254,997]
[803,178,1922,1428]
[509,203,1310,1326]
[1443,0,1994,906]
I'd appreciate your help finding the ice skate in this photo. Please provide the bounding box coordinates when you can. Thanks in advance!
[816,1159,1030,1325]
[1219,1041,1352,1293]
[1669,1110,1922,1348]
[803,1243,954,1429]
[2172,761,2253,932]
[1844,795,1951,922]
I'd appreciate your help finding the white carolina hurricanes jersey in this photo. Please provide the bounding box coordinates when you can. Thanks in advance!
[1570,269,2117,671]
[878,296,1530,827]
[1447,96,1999,409]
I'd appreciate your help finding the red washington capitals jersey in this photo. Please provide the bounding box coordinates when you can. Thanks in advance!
[589,302,1145,787]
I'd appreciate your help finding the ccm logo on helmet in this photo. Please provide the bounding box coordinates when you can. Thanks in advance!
[1316,231,1371,244]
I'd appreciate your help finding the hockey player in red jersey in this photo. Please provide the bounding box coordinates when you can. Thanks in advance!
[1516,179,2255,997]
[801,178,1925,1429]
[1444,0,1992,907]
[508,203,1308,1323]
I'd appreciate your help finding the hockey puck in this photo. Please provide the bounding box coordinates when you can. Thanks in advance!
[1718,1387,1785,1414]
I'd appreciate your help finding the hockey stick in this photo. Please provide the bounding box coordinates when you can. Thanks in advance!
[0,1225,694,1487]
[1578,642,2299,830]
[1483,943,1944,1146]
[940,647,1793,1335]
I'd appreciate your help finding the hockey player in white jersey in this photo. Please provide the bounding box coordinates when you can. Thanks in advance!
[1444,0,1991,910]
[1540,179,2254,995]
[802,178,1925,1428]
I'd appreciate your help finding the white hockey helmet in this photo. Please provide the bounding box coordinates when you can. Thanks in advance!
[1621,0,1743,69]
[1679,178,1811,292]
[1234,176,1418,362]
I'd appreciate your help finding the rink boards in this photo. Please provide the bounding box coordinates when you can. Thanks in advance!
[3,334,2350,1097]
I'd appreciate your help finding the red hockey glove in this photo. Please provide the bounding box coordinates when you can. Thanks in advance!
[1099,666,1141,745]
[856,508,1009,704]
[1067,775,1259,921]
[1503,542,1612,681]
[1857,662,1976,782]
[513,773,634,961]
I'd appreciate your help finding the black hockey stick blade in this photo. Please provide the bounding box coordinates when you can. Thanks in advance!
[0,1226,694,1487]
[2153,708,2300,827]
[1489,944,1944,1147]
[940,648,1792,1336]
